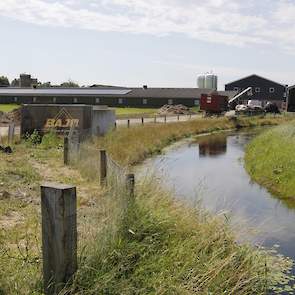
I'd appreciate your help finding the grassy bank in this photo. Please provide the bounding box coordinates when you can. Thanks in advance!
[65,179,292,294]
[96,115,292,166]
[1,117,294,294]
[245,121,295,203]
[0,104,20,113]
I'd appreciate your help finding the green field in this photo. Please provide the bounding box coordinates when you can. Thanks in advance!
[0,104,20,113]
[112,107,157,118]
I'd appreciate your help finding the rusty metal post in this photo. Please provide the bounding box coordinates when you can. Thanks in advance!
[126,174,135,199]
[100,150,107,185]
[64,136,69,165]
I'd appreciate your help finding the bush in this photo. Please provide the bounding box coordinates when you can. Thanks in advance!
[25,130,42,146]
[40,130,61,149]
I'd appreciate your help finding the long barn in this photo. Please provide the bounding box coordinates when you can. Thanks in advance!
[0,87,236,108]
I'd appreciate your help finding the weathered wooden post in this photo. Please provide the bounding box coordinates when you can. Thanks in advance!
[141,117,144,125]
[64,136,69,165]
[41,183,77,295]
[100,149,107,185]
[114,122,117,130]
[126,174,135,198]
[8,123,15,144]
[127,119,130,128]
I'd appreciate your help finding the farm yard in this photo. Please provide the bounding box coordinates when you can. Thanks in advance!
[3,0,295,292]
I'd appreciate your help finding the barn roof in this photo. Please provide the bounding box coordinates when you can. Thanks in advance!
[0,88,131,96]
[0,87,237,99]
[225,74,286,87]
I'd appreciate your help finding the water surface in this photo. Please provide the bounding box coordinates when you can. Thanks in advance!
[142,129,295,262]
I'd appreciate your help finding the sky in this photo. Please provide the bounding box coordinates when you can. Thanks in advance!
[0,0,295,89]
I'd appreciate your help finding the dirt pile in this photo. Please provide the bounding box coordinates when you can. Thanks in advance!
[157,104,195,115]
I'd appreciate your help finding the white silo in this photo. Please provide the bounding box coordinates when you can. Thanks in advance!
[197,74,206,88]
[205,74,218,90]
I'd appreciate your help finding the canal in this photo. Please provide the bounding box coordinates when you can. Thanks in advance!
[142,129,295,268]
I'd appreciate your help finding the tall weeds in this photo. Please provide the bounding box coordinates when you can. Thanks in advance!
[95,116,291,166]
[63,177,293,294]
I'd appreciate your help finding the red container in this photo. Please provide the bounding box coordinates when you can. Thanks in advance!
[200,94,228,114]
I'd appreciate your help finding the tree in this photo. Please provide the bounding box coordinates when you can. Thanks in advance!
[0,76,10,87]
[38,81,51,88]
[60,79,79,88]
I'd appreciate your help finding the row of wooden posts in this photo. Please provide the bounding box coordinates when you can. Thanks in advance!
[114,114,193,128]
[41,139,135,294]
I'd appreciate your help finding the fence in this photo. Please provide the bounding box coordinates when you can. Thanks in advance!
[115,113,199,128]
[40,131,135,294]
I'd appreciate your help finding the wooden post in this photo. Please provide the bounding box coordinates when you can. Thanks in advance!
[126,174,135,198]
[127,119,130,128]
[114,122,117,129]
[164,115,167,123]
[141,117,144,125]
[41,183,77,295]
[8,123,15,144]
[177,115,179,121]
[100,150,107,185]
[64,136,69,165]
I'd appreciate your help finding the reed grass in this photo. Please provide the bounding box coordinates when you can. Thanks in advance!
[62,177,293,294]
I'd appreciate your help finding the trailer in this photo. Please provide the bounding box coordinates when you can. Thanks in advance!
[200,93,228,115]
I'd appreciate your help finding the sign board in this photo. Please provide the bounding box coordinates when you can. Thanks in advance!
[21,104,92,136]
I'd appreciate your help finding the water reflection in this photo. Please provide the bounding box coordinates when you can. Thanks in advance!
[141,129,295,273]
[197,134,227,158]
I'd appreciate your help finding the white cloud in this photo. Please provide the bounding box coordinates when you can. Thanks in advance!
[0,0,295,52]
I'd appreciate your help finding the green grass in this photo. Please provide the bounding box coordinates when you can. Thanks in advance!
[64,178,293,294]
[114,107,156,115]
[96,115,292,166]
[0,104,20,113]
[113,107,157,118]
[1,118,295,294]
[245,121,295,205]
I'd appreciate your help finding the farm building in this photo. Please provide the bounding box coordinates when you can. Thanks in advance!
[225,74,287,108]
[287,85,295,111]
[0,87,236,108]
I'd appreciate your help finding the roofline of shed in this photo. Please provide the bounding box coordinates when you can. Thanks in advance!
[225,74,287,88]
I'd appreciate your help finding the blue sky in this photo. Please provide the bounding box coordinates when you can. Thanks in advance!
[0,0,295,89]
